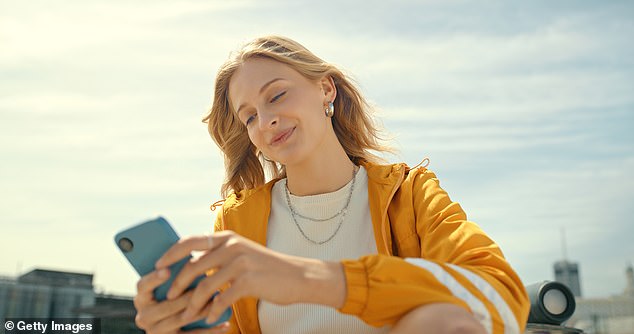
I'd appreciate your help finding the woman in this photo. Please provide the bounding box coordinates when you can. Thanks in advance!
[133,36,530,334]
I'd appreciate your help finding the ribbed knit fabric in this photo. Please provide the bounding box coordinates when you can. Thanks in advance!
[259,166,391,334]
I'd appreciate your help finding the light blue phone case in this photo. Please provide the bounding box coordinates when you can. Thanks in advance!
[114,216,232,330]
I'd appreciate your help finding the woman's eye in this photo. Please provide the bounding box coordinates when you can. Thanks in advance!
[246,114,256,126]
[270,91,286,103]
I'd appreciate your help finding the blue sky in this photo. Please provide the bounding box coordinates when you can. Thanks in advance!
[1,0,632,299]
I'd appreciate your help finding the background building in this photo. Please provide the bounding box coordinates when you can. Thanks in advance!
[554,260,583,297]
[0,269,95,319]
[623,264,634,298]
[0,268,141,334]
[567,264,634,334]
[75,294,140,334]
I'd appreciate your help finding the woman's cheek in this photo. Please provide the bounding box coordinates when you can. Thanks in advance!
[247,131,262,149]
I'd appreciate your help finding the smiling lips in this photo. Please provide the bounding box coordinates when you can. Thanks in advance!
[270,127,295,146]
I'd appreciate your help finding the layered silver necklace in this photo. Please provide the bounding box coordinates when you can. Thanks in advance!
[284,167,358,245]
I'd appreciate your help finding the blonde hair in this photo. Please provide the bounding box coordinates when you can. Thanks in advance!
[203,35,391,197]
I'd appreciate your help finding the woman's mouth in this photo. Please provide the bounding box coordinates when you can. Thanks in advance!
[270,127,295,146]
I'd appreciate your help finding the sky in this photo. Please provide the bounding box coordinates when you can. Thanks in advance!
[1,0,632,299]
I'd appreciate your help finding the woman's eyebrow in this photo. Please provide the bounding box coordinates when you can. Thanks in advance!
[236,78,285,115]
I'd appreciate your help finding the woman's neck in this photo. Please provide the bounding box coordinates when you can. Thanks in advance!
[285,146,356,197]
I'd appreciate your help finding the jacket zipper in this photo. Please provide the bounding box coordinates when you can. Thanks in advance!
[380,165,406,255]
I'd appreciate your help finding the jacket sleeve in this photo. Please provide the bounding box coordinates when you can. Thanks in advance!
[338,169,530,334]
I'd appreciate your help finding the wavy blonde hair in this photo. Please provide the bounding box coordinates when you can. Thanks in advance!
[203,35,392,197]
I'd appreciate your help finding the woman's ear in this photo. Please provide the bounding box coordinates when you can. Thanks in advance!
[319,75,337,103]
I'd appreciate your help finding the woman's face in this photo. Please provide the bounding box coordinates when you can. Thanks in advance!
[228,57,336,166]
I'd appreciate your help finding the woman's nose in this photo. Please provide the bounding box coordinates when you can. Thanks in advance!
[258,110,278,129]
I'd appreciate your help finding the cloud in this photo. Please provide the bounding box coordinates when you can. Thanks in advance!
[0,1,256,65]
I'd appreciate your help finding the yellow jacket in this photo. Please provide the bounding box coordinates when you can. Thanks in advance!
[213,160,530,334]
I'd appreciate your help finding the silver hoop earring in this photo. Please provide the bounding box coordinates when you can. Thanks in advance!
[324,101,335,118]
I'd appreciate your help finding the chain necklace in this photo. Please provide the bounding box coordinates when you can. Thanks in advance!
[284,166,358,245]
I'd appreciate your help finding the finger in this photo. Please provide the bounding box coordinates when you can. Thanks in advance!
[167,239,241,301]
[140,290,194,332]
[205,282,247,325]
[172,298,231,334]
[182,256,246,320]
[134,268,170,309]
[156,231,235,269]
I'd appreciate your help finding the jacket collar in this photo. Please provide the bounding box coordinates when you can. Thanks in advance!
[363,160,407,254]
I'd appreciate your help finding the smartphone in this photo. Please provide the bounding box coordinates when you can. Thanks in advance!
[114,216,232,330]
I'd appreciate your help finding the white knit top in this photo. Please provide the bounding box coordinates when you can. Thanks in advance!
[259,166,391,334]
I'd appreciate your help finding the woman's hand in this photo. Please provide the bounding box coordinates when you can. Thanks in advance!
[155,230,346,325]
[390,303,487,334]
[133,267,231,333]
